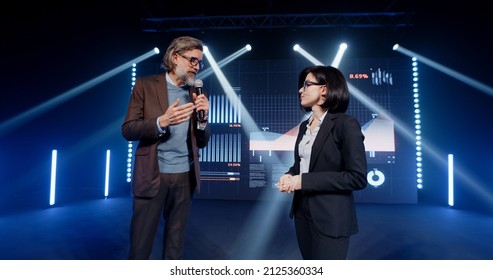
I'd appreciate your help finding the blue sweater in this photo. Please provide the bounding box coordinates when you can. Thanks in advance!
[157,78,192,173]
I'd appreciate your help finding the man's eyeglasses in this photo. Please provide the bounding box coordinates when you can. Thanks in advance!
[302,80,324,91]
[178,54,204,70]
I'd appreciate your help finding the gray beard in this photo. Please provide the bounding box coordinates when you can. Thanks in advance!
[176,68,195,87]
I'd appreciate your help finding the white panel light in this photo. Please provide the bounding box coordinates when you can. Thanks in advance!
[49,149,57,206]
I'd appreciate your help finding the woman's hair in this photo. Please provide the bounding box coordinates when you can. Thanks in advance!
[298,65,350,113]
[162,36,204,70]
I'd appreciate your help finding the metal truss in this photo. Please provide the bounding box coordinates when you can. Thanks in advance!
[142,12,414,32]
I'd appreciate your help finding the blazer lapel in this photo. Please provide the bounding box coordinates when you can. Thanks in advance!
[309,114,335,171]
[155,74,168,113]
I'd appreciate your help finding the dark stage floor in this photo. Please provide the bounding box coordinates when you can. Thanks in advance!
[1,196,493,260]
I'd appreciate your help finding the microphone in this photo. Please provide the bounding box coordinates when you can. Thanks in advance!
[194,79,206,121]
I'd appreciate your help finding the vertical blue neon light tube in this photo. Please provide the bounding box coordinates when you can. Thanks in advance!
[105,149,110,197]
[448,154,454,206]
[50,149,57,205]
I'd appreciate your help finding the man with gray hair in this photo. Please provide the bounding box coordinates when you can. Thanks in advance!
[122,36,211,259]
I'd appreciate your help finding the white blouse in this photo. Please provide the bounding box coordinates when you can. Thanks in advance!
[298,112,327,173]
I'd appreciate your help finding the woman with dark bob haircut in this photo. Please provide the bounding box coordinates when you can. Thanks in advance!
[276,65,367,260]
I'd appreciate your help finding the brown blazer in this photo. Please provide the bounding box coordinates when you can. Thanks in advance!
[121,73,211,197]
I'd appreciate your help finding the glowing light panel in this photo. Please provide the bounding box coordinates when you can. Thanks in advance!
[105,150,110,198]
[49,150,57,206]
[448,154,454,206]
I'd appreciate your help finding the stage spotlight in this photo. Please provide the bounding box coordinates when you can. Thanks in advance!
[292,44,323,65]
[393,44,493,97]
[0,48,160,136]
[331,43,348,68]
[198,44,252,80]
[293,42,348,67]
[201,47,255,132]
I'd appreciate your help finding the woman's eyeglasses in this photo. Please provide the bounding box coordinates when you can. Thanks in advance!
[178,54,204,70]
[302,80,324,91]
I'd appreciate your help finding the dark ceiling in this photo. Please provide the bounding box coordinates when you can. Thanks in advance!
[140,0,417,17]
[136,0,484,27]
[2,0,491,81]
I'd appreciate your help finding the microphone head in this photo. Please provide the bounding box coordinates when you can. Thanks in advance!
[194,79,203,87]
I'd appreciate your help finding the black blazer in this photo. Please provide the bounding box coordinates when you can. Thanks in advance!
[288,112,367,237]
